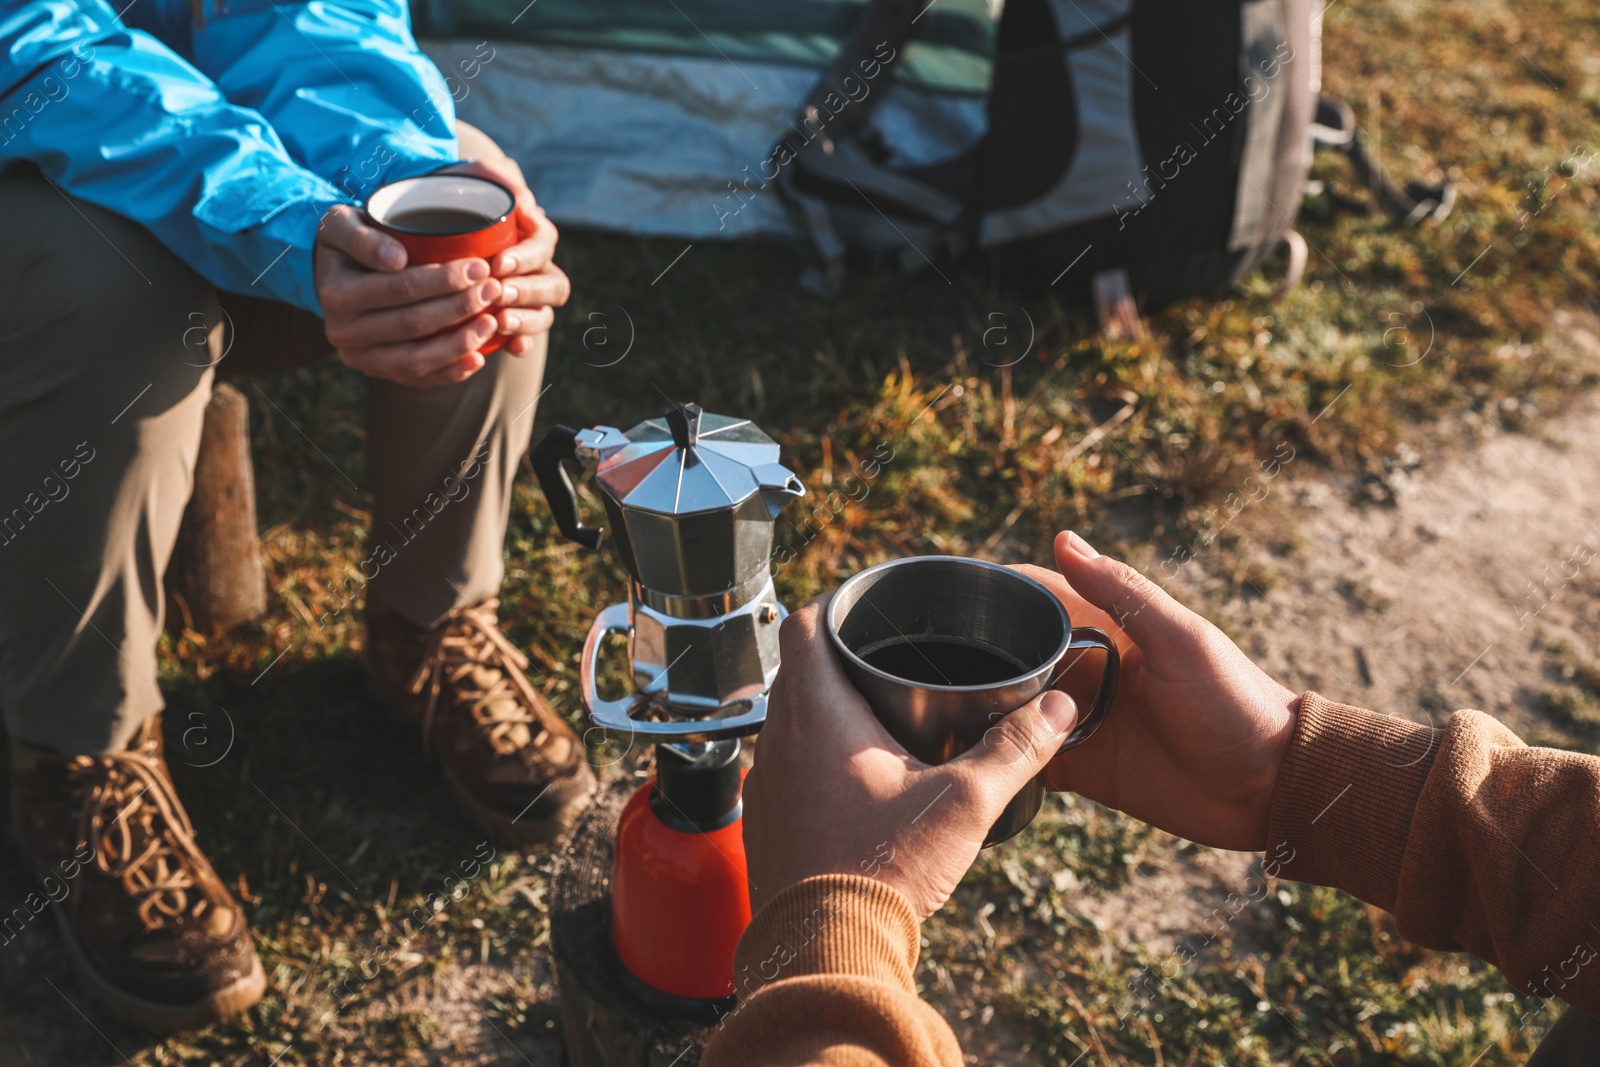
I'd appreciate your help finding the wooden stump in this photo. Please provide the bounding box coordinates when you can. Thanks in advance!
[551,778,716,1067]
[167,382,266,633]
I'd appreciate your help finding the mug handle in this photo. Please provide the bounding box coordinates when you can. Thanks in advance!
[1056,627,1119,752]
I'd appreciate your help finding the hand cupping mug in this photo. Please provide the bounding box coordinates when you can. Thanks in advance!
[826,556,1119,846]
[364,173,519,355]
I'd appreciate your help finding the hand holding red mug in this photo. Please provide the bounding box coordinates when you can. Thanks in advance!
[314,158,569,389]
[436,155,570,348]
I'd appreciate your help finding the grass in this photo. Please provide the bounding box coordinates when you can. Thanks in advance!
[931,798,1560,1066]
[2,0,1598,1060]
[1534,640,1600,751]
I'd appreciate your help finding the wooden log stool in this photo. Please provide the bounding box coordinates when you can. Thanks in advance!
[167,381,267,633]
[166,294,332,634]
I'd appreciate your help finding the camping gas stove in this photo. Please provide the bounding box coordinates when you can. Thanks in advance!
[534,402,804,1014]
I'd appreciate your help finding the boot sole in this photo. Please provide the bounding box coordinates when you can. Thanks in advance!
[7,809,265,1033]
[56,917,267,1033]
[362,658,597,850]
[444,761,597,849]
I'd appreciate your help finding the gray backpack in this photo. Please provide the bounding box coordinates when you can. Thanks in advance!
[775,0,1453,319]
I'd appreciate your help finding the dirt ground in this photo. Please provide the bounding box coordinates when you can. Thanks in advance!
[6,321,1597,1066]
[1181,310,1600,742]
[1052,309,1600,964]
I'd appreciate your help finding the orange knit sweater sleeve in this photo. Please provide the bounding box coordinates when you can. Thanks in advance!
[1267,693,1600,1013]
[700,874,963,1067]
[706,694,1600,1064]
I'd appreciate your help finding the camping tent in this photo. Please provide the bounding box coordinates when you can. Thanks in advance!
[416,0,997,241]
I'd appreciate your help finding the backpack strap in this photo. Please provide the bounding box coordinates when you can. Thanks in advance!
[1092,268,1145,340]
[1270,229,1310,299]
[1311,98,1456,225]
[775,0,920,159]
[772,0,951,296]
[797,140,965,226]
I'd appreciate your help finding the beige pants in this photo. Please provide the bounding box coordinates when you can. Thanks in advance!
[0,125,546,756]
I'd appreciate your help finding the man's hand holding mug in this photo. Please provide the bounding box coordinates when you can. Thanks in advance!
[743,530,1304,922]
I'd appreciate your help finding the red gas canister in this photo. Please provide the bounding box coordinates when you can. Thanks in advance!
[610,742,750,1010]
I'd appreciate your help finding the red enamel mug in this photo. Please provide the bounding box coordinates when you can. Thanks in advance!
[364,173,520,355]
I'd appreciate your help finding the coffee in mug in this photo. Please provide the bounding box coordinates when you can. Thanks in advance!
[364,174,520,355]
[827,555,1119,846]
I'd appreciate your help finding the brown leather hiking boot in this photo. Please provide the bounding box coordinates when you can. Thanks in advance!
[365,595,596,849]
[8,716,265,1032]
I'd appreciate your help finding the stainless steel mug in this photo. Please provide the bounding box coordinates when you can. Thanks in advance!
[825,556,1119,846]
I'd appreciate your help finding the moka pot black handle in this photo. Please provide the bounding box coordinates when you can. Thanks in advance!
[531,425,605,550]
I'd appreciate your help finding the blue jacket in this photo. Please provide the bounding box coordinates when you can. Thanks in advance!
[0,0,461,313]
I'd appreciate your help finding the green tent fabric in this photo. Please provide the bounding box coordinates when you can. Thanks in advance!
[412,0,997,94]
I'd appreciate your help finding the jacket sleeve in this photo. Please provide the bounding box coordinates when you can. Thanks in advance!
[188,0,462,204]
[1268,693,1600,1015]
[701,875,963,1067]
[0,0,347,312]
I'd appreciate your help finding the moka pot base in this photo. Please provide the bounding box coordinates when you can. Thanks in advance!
[579,578,785,742]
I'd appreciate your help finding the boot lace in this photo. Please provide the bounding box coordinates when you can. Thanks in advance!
[68,743,211,931]
[407,598,553,759]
